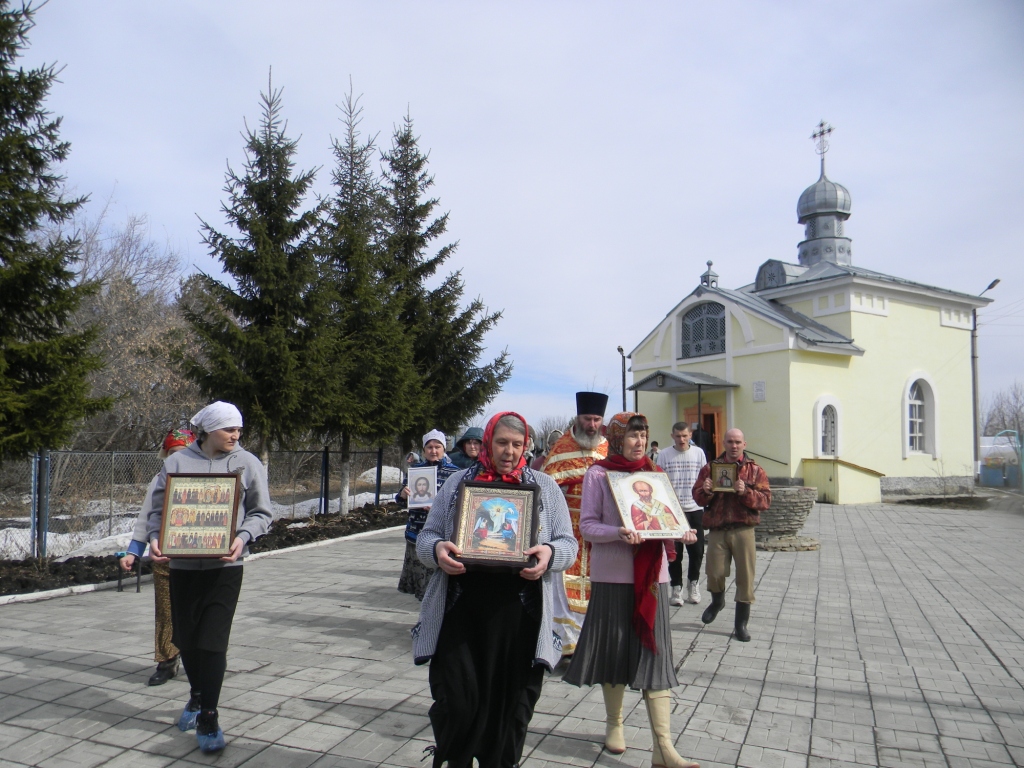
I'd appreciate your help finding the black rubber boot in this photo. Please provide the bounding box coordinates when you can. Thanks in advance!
[701,591,725,624]
[734,602,751,642]
[148,656,179,686]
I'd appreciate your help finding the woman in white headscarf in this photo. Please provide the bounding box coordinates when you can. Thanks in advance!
[144,401,272,754]
[398,429,459,601]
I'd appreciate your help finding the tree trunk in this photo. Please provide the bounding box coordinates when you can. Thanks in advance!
[339,432,351,514]
[258,438,270,469]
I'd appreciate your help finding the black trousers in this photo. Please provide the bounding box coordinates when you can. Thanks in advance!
[668,510,705,586]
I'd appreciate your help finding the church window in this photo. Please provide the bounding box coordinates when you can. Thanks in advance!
[908,382,925,452]
[680,302,726,359]
[836,220,843,236]
[821,405,837,456]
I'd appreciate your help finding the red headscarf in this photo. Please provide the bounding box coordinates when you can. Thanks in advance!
[162,428,196,452]
[595,411,670,653]
[474,412,529,484]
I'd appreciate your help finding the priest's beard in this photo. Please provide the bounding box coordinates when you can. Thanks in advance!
[573,426,603,451]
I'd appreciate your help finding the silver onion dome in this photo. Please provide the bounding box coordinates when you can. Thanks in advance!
[797,172,852,222]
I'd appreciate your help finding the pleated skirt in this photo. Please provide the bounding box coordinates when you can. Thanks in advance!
[562,581,678,691]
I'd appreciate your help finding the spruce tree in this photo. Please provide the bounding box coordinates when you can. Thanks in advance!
[0,2,106,461]
[179,81,321,458]
[316,90,418,506]
[381,115,511,450]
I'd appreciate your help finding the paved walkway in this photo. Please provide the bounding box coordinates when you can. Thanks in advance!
[1,497,1023,768]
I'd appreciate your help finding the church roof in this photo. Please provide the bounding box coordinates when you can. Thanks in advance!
[752,259,993,305]
[692,283,864,355]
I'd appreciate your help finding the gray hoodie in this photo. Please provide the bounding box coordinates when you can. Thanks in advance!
[145,441,273,570]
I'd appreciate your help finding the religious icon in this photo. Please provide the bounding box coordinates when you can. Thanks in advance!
[159,474,240,558]
[406,465,438,510]
[606,471,687,540]
[710,462,738,493]
[451,481,540,570]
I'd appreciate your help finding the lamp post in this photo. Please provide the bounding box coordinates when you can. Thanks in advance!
[616,346,626,411]
[972,278,1000,480]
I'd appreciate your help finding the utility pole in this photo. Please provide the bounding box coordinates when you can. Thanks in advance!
[617,346,626,411]
[972,278,1000,480]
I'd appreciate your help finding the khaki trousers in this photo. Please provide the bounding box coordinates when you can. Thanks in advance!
[705,526,756,603]
[152,561,178,662]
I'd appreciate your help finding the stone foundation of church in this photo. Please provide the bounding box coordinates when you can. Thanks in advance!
[880,475,974,496]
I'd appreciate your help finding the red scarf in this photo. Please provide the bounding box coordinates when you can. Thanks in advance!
[596,412,671,653]
[473,411,529,484]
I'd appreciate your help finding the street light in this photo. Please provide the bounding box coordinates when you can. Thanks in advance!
[972,278,1000,479]
[616,346,626,412]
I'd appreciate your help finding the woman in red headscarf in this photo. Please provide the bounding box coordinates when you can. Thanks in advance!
[119,429,197,687]
[563,413,700,768]
[412,412,578,768]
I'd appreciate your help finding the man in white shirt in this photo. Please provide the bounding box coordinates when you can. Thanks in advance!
[657,422,707,605]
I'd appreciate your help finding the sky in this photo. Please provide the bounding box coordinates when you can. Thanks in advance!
[25,1,1024,427]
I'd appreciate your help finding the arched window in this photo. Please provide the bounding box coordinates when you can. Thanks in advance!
[908,382,925,452]
[902,375,939,459]
[821,405,837,456]
[813,396,842,458]
[680,302,726,359]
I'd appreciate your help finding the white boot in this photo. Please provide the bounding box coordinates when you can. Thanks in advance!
[643,690,699,768]
[601,683,626,753]
[686,579,701,604]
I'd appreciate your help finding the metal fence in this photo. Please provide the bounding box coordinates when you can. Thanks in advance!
[0,446,406,560]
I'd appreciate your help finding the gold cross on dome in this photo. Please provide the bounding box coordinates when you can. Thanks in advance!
[812,120,834,157]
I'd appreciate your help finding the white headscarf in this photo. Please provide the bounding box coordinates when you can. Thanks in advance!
[422,429,447,449]
[191,401,244,434]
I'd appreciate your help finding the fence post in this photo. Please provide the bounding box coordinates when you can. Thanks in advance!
[30,454,38,559]
[109,452,115,536]
[320,445,330,519]
[374,447,384,506]
[35,449,50,559]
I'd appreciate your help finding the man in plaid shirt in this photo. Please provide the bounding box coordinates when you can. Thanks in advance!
[656,422,707,605]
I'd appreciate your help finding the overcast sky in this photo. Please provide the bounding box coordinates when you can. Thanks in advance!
[26,1,1024,427]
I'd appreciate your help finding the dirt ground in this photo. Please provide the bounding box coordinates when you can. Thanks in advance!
[0,502,407,597]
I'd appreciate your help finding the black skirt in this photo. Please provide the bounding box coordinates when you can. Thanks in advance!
[427,572,544,768]
[563,581,678,690]
[398,541,434,601]
[169,566,243,653]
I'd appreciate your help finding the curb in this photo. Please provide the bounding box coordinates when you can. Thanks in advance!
[0,524,406,607]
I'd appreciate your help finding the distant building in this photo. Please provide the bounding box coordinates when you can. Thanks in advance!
[628,130,991,502]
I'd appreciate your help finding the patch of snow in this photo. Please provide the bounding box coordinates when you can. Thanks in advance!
[358,466,403,484]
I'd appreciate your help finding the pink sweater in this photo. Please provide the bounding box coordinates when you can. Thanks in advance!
[579,465,670,585]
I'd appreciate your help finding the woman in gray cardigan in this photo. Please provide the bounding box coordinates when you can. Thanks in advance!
[412,412,577,768]
[146,402,272,754]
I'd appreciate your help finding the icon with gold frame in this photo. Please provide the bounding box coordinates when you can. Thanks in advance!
[451,481,540,570]
[710,462,738,493]
[159,473,241,558]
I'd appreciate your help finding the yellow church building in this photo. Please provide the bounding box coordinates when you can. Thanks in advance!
[628,133,991,503]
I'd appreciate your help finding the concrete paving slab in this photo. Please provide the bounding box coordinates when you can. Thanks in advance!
[0,501,1023,766]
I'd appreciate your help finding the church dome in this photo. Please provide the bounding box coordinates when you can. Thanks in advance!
[797,173,852,222]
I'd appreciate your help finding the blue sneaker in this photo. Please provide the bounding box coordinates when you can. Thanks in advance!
[196,710,225,753]
[177,695,201,731]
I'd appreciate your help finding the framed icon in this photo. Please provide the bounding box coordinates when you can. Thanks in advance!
[159,473,240,558]
[606,471,687,540]
[710,462,738,493]
[451,481,540,570]
[407,465,438,510]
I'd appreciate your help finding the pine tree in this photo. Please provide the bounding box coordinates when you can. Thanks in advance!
[179,80,321,458]
[380,115,511,450]
[0,2,107,461]
[316,89,419,507]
